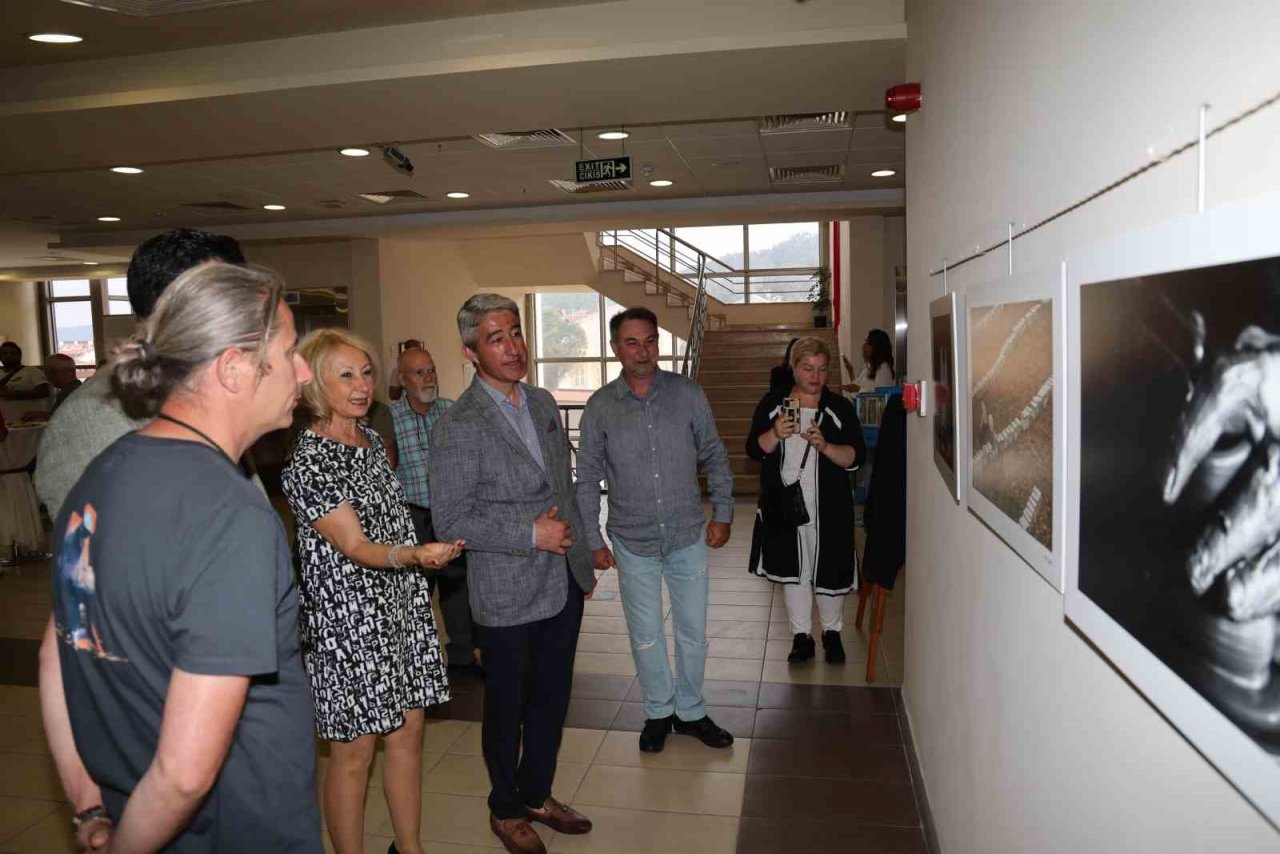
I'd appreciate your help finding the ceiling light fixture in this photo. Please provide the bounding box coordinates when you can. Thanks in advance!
[892,113,907,123]
[82,261,99,266]
[263,204,286,211]
[97,216,121,222]
[597,130,630,141]
[446,192,470,199]
[110,166,144,174]
[29,33,83,44]
[871,169,896,177]
[340,147,371,157]
[649,179,674,187]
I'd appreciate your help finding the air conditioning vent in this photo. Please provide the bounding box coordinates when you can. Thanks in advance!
[181,200,252,210]
[759,112,852,134]
[768,164,845,185]
[57,0,270,16]
[475,129,576,150]
[318,200,346,209]
[548,178,631,195]
[357,189,427,205]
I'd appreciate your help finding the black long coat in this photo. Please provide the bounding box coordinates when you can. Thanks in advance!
[862,393,906,589]
[745,387,865,594]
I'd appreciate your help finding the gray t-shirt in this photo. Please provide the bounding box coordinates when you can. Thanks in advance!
[52,434,321,852]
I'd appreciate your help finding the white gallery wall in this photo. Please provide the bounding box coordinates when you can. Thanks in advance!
[903,1,1280,851]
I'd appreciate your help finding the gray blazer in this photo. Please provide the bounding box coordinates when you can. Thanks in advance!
[429,377,594,627]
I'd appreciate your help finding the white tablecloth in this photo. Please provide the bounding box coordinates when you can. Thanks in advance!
[0,424,44,550]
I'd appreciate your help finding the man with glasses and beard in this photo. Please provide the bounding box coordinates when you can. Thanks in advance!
[391,345,479,676]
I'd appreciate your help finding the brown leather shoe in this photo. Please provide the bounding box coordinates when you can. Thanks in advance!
[489,814,546,854]
[525,796,593,835]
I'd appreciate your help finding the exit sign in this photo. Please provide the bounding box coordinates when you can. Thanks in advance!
[576,156,632,183]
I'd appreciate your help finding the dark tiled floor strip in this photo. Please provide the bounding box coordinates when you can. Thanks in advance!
[2,642,929,853]
[432,671,929,853]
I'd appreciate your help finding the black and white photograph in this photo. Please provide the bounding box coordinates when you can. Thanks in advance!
[965,270,1064,589]
[930,291,962,501]
[1065,194,1280,828]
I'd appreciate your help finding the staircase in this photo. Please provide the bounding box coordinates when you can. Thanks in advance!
[699,324,841,497]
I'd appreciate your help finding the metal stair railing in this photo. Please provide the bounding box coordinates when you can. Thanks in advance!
[598,228,818,304]
[682,253,709,379]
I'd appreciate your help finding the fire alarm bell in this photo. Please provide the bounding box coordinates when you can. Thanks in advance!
[902,380,930,417]
[885,82,922,114]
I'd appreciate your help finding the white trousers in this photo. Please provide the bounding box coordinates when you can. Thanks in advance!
[783,522,845,635]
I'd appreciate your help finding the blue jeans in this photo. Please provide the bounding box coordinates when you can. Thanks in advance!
[612,536,709,721]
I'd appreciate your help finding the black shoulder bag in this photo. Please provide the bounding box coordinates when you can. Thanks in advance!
[761,412,822,531]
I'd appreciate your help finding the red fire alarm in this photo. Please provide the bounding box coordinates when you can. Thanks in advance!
[885,82,922,114]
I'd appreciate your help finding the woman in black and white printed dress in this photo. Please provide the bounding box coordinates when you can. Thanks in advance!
[282,328,462,854]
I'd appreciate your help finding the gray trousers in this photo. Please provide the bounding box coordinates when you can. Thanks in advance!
[408,504,477,666]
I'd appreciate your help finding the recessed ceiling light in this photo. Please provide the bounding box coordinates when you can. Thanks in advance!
[649,179,674,187]
[597,130,630,141]
[340,147,371,157]
[97,216,121,222]
[29,33,82,44]
[263,204,286,211]
[446,192,470,199]
[871,169,896,177]
[82,261,99,266]
[110,166,144,174]
[892,113,907,123]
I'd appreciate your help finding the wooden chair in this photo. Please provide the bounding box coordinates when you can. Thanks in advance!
[855,572,898,682]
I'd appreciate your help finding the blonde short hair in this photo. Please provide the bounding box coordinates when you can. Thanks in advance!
[297,328,380,425]
[789,336,832,370]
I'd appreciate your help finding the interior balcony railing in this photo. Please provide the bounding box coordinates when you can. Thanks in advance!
[598,227,819,380]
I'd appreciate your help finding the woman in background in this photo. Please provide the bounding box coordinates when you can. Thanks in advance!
[283,328,459,854]
[849,328,896,391]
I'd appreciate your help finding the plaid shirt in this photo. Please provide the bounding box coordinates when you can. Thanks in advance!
[390,396,452,508]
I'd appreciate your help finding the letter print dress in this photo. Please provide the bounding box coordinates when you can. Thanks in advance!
[282,425,449,741]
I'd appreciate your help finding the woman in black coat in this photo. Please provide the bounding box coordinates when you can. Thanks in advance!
[747,337,865,664]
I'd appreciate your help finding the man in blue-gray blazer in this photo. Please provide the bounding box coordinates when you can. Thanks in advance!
[429,294,595,854]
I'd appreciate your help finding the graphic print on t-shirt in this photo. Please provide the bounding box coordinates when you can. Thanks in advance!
[55,503,126,662]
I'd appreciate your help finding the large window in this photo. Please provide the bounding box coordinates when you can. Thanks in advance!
[532,291,686,403]
[45,280,98,372]
[41,276,136,377]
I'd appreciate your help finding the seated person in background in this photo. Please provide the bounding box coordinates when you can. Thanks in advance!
[0,342,52,423]
[44,354,82,413]
[34,228,245,519]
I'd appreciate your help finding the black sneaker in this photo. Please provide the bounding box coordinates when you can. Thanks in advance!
[787,633,816,664]
[822,630,846,664]
[671,716,734,748]
[639,715,673,753]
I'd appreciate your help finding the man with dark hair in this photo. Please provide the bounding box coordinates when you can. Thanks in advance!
[35,229,245,517]
[125,228,246,319]
[577,306,735,754]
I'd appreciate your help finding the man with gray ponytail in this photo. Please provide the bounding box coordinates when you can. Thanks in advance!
[38,263,322,851]
[35,228,246,519]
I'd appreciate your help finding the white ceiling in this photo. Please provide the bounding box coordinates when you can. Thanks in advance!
[0,0,908,273]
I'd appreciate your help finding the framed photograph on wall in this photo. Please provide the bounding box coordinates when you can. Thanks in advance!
[930,291,964,502]
[964,267,1065,591]
[1065,191,1280,828]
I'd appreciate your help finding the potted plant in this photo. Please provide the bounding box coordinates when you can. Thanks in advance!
[809,267,832,328]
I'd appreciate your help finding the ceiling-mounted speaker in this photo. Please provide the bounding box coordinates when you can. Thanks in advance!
[885,83,922,114]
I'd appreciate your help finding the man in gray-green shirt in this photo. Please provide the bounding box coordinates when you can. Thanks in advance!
[35,229,246,517]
